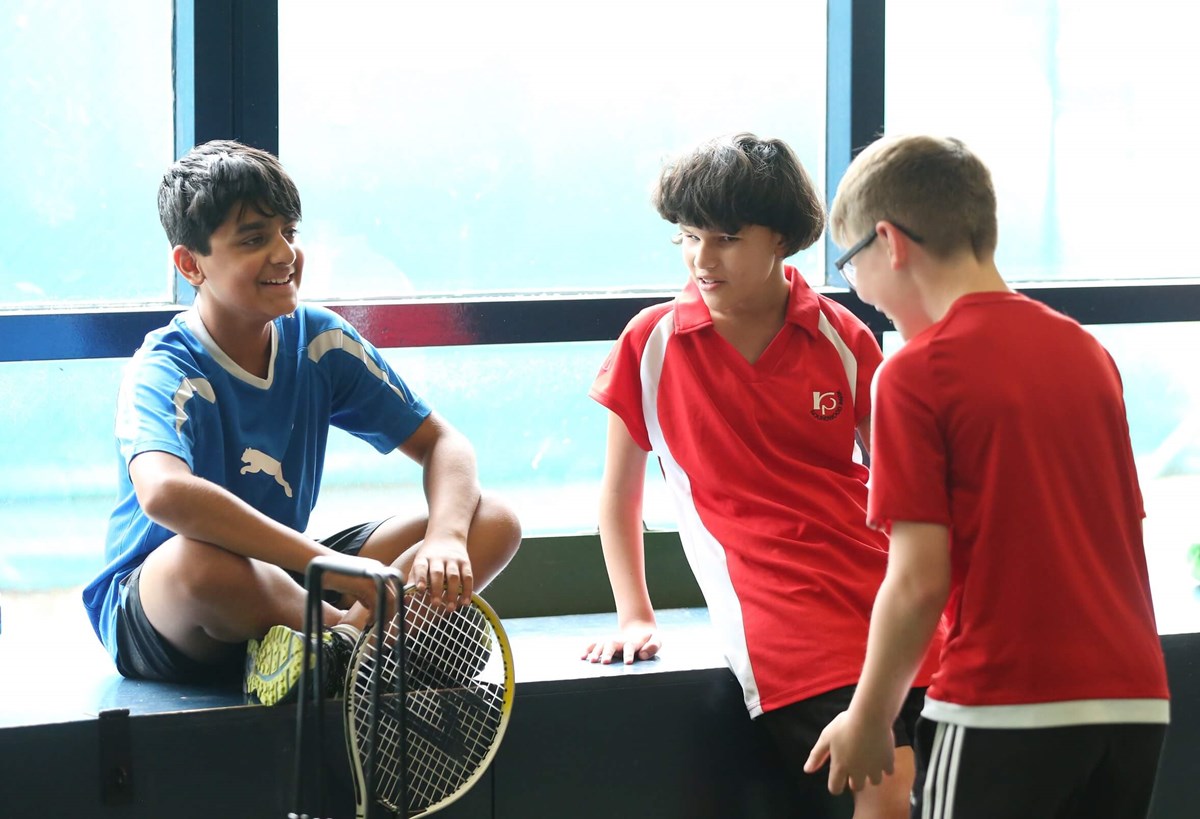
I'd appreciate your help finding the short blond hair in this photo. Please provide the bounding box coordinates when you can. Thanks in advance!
[830,135,997,260]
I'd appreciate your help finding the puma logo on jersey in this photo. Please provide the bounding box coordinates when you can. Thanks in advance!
[811,390,844,421]
[240,447,293,498]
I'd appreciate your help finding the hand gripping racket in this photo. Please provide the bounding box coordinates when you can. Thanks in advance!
[288,556,515,819]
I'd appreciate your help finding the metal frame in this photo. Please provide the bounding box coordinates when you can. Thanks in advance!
[5,281,1200,364]
[291,556,405,819]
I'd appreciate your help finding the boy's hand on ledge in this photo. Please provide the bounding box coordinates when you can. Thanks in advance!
[581,621,662,665]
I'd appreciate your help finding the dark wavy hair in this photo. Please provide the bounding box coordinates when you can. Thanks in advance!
[652,133,825,257]
[157,140,302,254]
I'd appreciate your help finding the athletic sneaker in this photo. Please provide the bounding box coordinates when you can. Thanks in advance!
[244,623,359,706]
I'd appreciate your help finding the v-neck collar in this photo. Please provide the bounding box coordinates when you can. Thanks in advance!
[182,308,279,389]
[673,265,822,377]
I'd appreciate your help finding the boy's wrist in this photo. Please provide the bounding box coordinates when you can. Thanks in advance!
[846,685,897,727]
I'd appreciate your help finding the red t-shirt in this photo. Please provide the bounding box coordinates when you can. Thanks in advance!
[869,291,1169,728]
[592,267,940,716]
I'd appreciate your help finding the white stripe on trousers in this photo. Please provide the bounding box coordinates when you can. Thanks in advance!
[922,722,966,819]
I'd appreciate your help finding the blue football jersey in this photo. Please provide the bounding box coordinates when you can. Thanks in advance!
[82,304,430,657]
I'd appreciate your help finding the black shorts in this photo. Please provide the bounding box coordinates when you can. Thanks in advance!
[754,685,927,817]
[912,718,1166,819]
[113,520,385,683]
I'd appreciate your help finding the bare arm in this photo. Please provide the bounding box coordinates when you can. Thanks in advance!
[806,521,951,792]
[132,450,330,572]
[397,412,483,602]
[129,450,384,607]
[583,411,660,664]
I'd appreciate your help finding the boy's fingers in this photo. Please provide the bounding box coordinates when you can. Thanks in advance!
[409,557,429,592]
[623,640,638,665]
[804,737,829,774]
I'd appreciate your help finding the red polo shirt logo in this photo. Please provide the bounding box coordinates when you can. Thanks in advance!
[811,390,843,421]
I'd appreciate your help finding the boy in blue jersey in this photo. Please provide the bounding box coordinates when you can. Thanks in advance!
[82,140,521,704]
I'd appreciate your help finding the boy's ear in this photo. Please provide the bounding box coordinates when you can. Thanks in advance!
[172,245,205,286]
[879,222,912,270]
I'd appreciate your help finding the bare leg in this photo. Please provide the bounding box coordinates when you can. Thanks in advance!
[138,491,519,663]
[137,535,341,663]
[851,746,916,819]
[357,491,522,588]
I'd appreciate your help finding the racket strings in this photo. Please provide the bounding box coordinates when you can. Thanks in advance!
[347,593,508,814]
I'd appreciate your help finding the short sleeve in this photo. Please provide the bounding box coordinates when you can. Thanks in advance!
[588,307,671,452]
[867,352,952,531]
[114,349,202,471]
[316,314,432,452]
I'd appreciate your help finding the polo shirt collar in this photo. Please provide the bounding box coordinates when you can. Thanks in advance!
[673,264,822,335]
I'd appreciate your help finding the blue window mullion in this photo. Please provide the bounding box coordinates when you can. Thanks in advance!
[826,0,886,287]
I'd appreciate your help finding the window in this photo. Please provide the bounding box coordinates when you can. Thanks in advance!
[886,0,1200,282]
[308,341,676,539]
[0,1,174,307]
[278,0,828,298]
[0,3,1196,637]
[279,0,828,536]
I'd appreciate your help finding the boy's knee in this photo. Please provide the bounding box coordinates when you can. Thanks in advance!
[151,536,253,601]
[476,491,522,547]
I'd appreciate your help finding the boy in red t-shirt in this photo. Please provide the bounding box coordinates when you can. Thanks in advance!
[586,132,940,818]
[805,134,1169,818]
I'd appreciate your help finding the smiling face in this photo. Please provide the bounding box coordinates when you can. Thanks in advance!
[177,201,303,330]
[677,223,787,314]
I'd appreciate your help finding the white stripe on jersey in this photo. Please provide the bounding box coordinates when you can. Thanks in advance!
[638,311,763,715]
[308,328,410,403]
[172,377,216,433]
[817,309,859,407]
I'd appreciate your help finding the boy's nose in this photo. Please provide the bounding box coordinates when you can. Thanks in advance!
[693,244,718,270]
[270,233,297,265]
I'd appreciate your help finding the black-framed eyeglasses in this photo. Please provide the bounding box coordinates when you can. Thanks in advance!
[833,222,924,286]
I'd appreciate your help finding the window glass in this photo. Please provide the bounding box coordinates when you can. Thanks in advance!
[0,358,125,590]
[308,341,674,539]
[278,0,827,299]
[885,0,1198,282]
[0,340,670,591]
[0,1,174,307]
[882,322,1200,635]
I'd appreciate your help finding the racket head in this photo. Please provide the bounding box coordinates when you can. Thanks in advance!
[343,587,515,817]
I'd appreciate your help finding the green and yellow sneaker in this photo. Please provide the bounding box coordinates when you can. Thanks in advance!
[244,623,358,706]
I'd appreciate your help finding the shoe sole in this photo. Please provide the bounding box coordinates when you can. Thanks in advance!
[245,625,309,706]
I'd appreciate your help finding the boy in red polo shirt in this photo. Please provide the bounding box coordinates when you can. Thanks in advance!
[585,132,940,818]
[805,134,1170,818]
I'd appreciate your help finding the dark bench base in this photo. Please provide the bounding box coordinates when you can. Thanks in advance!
[1,611,1198,818]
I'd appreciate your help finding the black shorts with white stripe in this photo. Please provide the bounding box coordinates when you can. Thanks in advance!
[912,718,1166,819]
